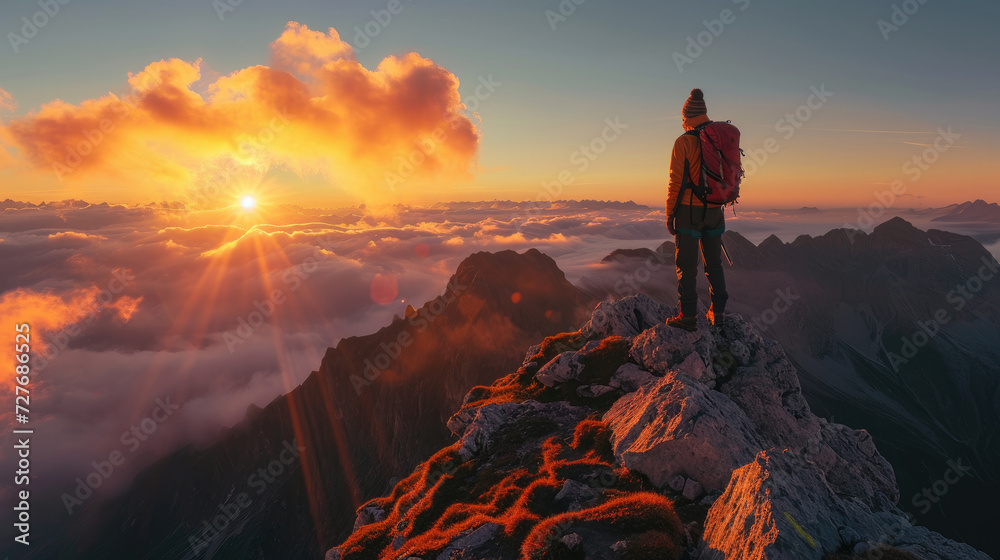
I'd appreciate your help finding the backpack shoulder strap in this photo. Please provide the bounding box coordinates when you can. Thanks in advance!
[672,126,709,218]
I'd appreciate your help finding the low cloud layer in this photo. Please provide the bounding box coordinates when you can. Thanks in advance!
[1,198,994,520]
[0,199,670,514]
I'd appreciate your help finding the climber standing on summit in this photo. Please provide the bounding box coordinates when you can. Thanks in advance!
[666,89,730,333]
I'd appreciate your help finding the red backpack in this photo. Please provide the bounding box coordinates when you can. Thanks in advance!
[679,120,744,211]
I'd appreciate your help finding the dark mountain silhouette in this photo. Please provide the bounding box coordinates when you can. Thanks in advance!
[31,249,597,560]
[577,217,1000,558]
[932,199,1000,222]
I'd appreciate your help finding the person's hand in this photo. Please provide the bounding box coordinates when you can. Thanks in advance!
[667,216,677,236]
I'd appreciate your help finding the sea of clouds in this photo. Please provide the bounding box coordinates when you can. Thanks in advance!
[0,198,996,518]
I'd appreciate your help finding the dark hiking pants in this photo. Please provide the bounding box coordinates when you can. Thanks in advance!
[674,204,728,317]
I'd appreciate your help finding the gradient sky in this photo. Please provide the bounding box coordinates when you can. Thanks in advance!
[0,0,997,209]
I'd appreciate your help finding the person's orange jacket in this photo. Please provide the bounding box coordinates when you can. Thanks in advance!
[667,113,722,217]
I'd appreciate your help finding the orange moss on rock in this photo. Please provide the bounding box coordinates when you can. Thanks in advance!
[521,492,684,560]
[462,369,547,410]
[459,334,636,419]
[528,331,590,366]
[335,334,675,559]
[336,414,675,560]
[576,335,631,386]
[626,530,686,560]
[571,419,615,463]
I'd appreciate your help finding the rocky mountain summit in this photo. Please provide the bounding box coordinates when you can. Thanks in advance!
[328,294,991,560]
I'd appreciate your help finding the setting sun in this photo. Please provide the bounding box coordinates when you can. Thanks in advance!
[241,195,256,210]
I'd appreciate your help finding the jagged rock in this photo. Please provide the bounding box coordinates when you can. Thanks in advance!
[433,522,501,560]
[522,343,541,367]
[325,548,341,560]
[535,350,586,387]
[697,450,990,560]
[724,338,752,367]
[629,323,718,380]
[676,351,712,381]
[352,503,386,532]
[888,524,994,560]
[668,475,687,492]
[457,400,590,461]
[603,370,766,491]
[577,384,615,398]
[582,293,673,338]
[817,420,900,505]
[446,407,476,437]
[555,479,600,509]
[608,362,656,393]
[535,340,604,387]
[699,449,891,559]
[560,533,583,550]
[839,526,862,545]
[716,349,820,452]
[682,478,703,500]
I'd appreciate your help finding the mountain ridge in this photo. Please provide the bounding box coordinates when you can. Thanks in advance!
[577,218,1000,558]
[327,294,990,560]
[932,199,1000,223]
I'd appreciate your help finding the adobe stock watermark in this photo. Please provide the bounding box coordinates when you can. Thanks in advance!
[844,127,960,241]
[385,74,501,191]
[673,0,751,73]
[212,0,245,22]
[61,396,181,514]
[353,0,414,51]
[521,116,629,222]
[188,439,305,554]
[7,0,72,54]
[910,457,973,515]
[742,85,834,179]
[887,255,998,371]
[878,0,929,41]
[349,277,468,394]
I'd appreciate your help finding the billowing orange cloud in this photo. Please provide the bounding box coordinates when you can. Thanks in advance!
[2,23,479,204]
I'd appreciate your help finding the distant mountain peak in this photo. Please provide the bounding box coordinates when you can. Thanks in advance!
[932,199,1000,223]
[873,215,920,234]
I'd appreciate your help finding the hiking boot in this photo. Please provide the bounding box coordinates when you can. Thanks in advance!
[707,309,726,330]
[666,314,697,332]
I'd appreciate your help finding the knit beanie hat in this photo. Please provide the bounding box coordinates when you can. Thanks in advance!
[682,88,707,118]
